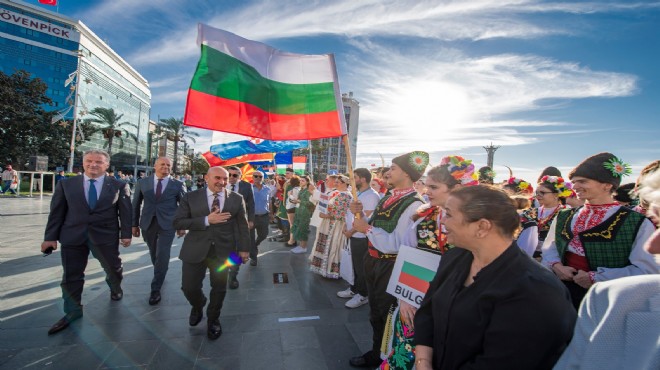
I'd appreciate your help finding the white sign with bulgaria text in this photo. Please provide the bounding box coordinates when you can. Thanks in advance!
[0,8,80,42]
[386,246,441,309]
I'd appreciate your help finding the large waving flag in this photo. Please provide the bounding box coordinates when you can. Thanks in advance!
[184,24,347,140]
[209,131,306,160]
[202,152,274,167]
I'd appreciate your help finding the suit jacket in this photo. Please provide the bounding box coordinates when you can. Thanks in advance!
[132,175,185,231]
[173,188,250,263]
[44,175,132,246]
[230,180,255,223]
[553,275,660,370]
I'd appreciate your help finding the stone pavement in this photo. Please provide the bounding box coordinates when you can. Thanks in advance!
[0,196,372,369]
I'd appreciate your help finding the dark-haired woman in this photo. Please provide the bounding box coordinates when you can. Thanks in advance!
[380,156,479,370]
[290,176,315,254]
[413,185,576,370]
[285,176,301,246]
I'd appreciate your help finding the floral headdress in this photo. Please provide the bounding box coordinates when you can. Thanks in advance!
[507,177,533,194]
[440,155,479,186]
[603,157,632,178]
[539,175,573,198]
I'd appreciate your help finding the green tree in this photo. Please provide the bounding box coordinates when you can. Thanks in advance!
[190,152,210,174]
[85,107,138,160]
[157,117,200,173]
[0,70,79,169]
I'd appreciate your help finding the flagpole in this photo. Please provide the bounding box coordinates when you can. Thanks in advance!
[308,140,313,181]
[342,134,361,220]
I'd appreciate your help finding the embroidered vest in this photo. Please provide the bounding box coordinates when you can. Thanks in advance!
[554,207,646,270]
[367,192,423,259]
[369,192,423,233]
[415,206,448,255]
[520,208,538,230]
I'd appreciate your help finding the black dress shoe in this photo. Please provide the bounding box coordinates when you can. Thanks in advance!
[110,289,123,301]
[349,351,381,368]
[148,291,161,306]
[249,258,257,266]
[229,277,239,289]
[48,312,82,335]
[207,319,222,340]
[189,297,207,326]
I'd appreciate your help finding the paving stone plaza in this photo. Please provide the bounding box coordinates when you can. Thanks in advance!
[0,195,371,369]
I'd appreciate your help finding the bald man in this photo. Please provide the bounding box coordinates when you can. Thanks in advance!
[173,166,250,340]
[132,157,186,305]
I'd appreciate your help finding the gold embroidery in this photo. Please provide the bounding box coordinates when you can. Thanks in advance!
[582,211,627,240]
[560,209,576,240]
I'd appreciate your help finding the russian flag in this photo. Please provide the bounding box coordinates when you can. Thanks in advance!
[210,131,307,160]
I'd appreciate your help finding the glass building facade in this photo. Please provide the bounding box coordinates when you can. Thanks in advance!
[0,0,151,171]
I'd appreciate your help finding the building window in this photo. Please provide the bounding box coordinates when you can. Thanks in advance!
[23,59,32,65]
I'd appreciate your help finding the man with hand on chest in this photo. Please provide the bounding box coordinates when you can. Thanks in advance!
[173,166,250,340]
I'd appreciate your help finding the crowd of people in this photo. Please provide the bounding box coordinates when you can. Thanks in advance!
[38,148,660,369]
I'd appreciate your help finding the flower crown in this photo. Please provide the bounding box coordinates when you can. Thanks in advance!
[539,175,573,198]
[507,177,533,194]
[603,157,632,178]
[440,155,479,186]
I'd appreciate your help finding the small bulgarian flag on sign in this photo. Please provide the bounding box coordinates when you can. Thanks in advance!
[398,261,436,293]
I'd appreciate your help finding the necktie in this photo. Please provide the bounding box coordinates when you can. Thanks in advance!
[231,184,236,192]
[156,178,163,199]
[88,179,97,210]
[211,193,220,213]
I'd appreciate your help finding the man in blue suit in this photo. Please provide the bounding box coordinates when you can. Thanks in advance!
[41,149,132,335]
[226,166,255,289]
[132,157,186,305]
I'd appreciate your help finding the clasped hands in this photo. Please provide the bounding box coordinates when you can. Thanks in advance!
[552,264,593,288]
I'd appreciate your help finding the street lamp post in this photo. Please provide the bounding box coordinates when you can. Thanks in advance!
[67,50,84,173]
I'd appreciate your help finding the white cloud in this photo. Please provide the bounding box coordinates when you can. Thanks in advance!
[348,44,637,165]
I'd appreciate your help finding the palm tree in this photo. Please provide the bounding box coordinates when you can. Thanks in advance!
[85,107,138,160]
[157,117,199,173]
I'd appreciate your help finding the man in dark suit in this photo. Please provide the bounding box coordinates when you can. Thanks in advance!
[173,166,250,340]
[41,149,132,335]
[132,157,186,305]
[226,166,255,289]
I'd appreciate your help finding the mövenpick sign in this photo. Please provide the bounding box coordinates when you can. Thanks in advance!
[0,8,80,42]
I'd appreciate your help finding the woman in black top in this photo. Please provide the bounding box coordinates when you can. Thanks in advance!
[414,185,576,370]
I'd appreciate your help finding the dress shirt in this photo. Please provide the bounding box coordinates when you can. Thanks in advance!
[154,175,170,192]
[204,188,225,226]
[83,174,104,203]
[253,184,270,215]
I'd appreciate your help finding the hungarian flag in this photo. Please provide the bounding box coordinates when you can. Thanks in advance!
[39,0,57,5]
[202,152,274,167]
[184,23,347,140]
[293,156,307,175]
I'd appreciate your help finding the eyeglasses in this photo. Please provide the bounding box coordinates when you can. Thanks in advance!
[253,175,263,178]
[229,173,240,178]
[535,191,553,197]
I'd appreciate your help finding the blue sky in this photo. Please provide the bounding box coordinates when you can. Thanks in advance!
[38,0,660,183]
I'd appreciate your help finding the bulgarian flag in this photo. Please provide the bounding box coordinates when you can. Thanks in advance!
[184,24,347,140]
[398,261,436,293]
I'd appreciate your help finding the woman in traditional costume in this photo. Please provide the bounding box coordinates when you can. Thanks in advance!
[526,175,572,259]
[542,152,659,308]
[380,155,478,370]
[309,175,353,278]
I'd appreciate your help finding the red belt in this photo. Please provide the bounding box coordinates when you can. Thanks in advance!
[367,245,397,259]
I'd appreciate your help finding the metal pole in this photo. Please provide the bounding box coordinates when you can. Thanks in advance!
[133,102,142,179]
[67,53,82,173]
[308,140,313,181]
